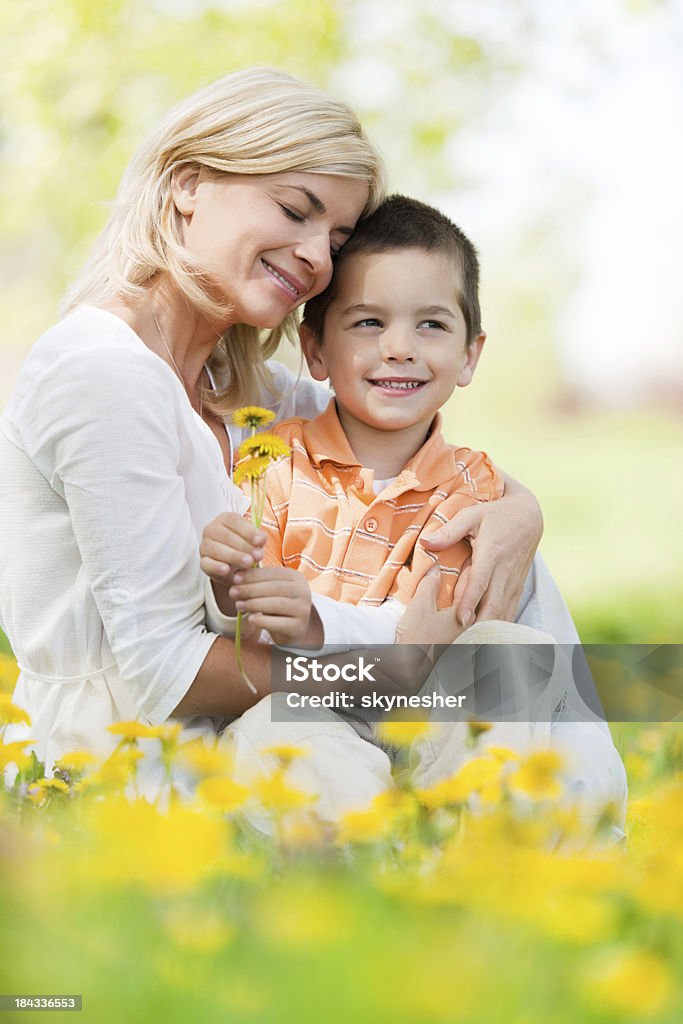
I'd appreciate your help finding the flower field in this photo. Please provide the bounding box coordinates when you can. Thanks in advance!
[1,650,682,1023]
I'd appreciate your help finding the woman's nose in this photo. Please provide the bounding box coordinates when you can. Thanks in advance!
[294,233,333,282]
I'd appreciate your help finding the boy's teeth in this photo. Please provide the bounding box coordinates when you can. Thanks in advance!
[263,260,298,295]
[374,380,421,389]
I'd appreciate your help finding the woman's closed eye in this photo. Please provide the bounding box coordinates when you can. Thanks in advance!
[279,204,305,223]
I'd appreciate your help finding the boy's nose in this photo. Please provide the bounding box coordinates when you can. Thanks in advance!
[380,330,417,362]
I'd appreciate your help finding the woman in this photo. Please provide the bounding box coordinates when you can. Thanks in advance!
[0,68,544,780]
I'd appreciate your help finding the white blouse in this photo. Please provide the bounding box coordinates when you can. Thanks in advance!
[0,307,402,773]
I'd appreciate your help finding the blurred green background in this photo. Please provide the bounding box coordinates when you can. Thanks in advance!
[1,0,681,646]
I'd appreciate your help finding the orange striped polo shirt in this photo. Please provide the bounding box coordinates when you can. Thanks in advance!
[244,400,504,610]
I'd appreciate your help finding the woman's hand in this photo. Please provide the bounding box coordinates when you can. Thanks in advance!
[419,475,543,627]
[229,566,319,647]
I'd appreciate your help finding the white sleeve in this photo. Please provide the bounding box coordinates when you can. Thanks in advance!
[17,346,219,723]
[514,553,581,645]
[306,594,403,652]
[203,577,239,637]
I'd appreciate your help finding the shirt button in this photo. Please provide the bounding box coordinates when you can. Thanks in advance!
[365,518,378,533]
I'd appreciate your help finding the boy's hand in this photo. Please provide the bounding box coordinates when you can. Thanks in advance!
[200,513,267,587]
[229,567,320,647]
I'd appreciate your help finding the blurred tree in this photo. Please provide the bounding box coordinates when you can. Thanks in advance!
[0,0,344,348]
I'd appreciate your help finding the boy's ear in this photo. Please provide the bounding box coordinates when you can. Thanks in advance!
[300,322,329,382]
[171,163,201,217]
[456,331,486,388]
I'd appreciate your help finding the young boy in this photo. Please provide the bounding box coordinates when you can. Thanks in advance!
[202,195,501,645]
[201,196,627,838]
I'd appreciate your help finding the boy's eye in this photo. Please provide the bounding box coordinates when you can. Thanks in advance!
[419,320,446,330]
[354,318,383,328]
[280,205,305,223]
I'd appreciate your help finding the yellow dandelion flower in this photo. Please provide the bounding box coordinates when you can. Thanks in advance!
[237,433,291,461]
[581,948,674,1016]
[233,455,270,486]
[99,747,145,785]
[337,805,390,844]
[107,720,159,741]
[232,406,276,429]
[0,739,34,772]
[0,692,31,727]
[197,776,249,813]
[177,739,234,777]
[28,777,70,802]
[253,771,313,812]
[54,750,98,773]
[262,743,310,765]
[509,749,564,800]
[376,719,431,747]
[0,652,19,693]
[468,720,492,739]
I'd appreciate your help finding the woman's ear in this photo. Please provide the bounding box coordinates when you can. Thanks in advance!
[456,331,486,388]
[171,164,201,217]
[300,323,329,381]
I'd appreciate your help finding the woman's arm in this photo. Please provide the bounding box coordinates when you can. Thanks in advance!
[420,472,543,627]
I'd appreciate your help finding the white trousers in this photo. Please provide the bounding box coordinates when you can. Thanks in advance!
[221,622,627,841]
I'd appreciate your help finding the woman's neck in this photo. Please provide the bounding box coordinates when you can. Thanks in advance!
[99,279,225,395]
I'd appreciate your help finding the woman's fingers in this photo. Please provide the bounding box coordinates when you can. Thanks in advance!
[419,506,479,552]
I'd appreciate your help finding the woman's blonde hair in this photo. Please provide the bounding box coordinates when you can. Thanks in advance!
[62,67,385,413]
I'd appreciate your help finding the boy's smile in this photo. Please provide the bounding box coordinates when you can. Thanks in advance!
[301,248,485,475]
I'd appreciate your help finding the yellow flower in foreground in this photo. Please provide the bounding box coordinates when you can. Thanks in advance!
[0,739,34,772]
[232,406,276,429]
[253,771,313,813]
[177,739,234,777]
[509,750,564,801]
[376,719,431,747]
[582,948,674,1016]
[237,433,291,461]
[107,720,159,741]
[197,776,249,813]
[337,790,416,844]
[233,455,270,486]
[0,692,31,727]
[82,797,229,893]
[54,750,98,774]
[417,755,505,810]
[28,777,70,803]
[0,652,19,693]
[262,743,310,766]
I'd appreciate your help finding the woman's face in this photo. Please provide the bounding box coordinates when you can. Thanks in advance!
[172,168,369,328]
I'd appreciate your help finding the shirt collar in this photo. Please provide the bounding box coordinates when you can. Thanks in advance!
[302,400,462,492]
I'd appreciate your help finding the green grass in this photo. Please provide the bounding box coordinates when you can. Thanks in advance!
[440,324,683,644]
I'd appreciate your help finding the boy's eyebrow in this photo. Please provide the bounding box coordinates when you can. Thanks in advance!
[286,186,355,236]
[340,303,459,317]
[417,305,458,318]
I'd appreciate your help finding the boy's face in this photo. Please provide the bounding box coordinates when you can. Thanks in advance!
[301,247,485,448]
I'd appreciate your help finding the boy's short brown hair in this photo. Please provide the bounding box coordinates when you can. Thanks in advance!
[303,194,482,345]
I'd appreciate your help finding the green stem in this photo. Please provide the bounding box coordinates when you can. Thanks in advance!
[235,610,257,695]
